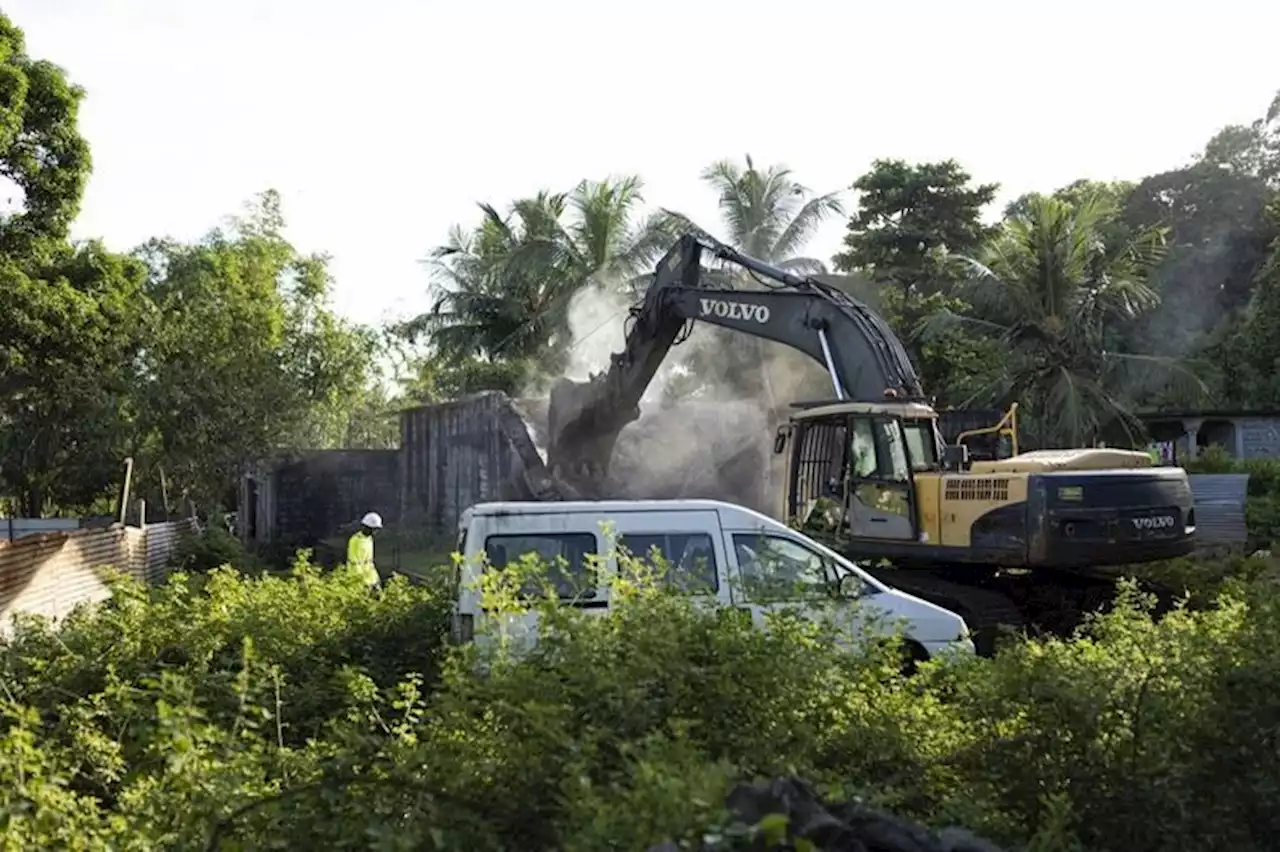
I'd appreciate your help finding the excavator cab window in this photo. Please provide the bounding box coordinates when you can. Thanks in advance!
[901,419,941,472]
[851,419,878,478]
[849,416,911,484]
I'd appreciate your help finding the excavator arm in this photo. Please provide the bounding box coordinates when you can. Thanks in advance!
[545,233,923,497]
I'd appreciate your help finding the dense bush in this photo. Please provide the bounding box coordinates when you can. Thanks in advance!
[0,551,1278,850]
[170,523,252,574]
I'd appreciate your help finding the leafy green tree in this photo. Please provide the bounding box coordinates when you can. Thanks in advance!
[834,158,998,297]
[404,353,532,402]
[834,159,1001,406]
[1122,163,1277,379]
[134,191,380,505]
[0,244,148,515]
[0,15,91,259]
[0,14,146,516]
[1113,93,1280,405]
[1198,88,1280,186]
[929,193,1205,446]
[1224,199,1280,407]
[290,326,401,451]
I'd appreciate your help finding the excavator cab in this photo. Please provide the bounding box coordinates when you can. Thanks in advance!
[779,401,941,546]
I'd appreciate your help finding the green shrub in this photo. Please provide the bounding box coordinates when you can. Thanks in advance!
[0,549,1278,850]
[170,523,247,573]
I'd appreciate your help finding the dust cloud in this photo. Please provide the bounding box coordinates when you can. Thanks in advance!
[527,279,834,515]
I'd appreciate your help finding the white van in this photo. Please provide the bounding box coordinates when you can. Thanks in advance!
[452,498,975,661]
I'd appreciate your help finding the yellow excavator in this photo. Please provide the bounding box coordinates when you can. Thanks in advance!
[543,234,1196,650]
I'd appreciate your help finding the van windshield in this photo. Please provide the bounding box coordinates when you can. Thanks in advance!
[785,531,888,597]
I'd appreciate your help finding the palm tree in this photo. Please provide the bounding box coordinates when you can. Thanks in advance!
[399,177,671,379]
[396,203,564,364]
[926,192,1207,447]
[502,176,674,295]
[663,155,844,269]
[660,155,846,400]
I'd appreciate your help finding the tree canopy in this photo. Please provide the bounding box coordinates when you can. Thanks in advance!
[398,91,1280,446]
[0,13,392,516]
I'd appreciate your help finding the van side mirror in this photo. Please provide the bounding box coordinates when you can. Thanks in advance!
[837,571,868,599]
[942,444,970,471]
[773,426,790,455]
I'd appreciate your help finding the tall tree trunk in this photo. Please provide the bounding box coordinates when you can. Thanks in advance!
[21,485,44,519]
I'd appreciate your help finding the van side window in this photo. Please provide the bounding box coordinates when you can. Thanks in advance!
[732,533,835,601]
[617,533,718,593]
[484,533,597,598]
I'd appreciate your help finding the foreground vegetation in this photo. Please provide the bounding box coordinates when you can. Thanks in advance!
[1,543,1277,850]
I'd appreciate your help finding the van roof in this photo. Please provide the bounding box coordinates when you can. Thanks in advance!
[461,498,781,528]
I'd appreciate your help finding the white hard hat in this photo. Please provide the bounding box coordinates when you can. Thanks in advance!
[360,512,383,529]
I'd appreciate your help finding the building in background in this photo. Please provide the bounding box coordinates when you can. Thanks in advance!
[1138,411,1280,463]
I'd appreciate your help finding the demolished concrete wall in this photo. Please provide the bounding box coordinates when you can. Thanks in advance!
[399,392,557,534]
[514,394,778,515]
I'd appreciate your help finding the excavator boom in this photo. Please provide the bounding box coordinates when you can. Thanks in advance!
[546,234,922,494]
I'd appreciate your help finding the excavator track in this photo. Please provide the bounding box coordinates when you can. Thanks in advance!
[861,567,1025,656]
[859,565,1122,657]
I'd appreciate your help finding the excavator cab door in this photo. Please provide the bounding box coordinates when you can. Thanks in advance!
[844,415,917,541]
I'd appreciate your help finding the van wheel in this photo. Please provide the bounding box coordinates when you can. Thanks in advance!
[895,639,930,676]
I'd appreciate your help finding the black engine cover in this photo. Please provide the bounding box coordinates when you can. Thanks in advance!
[1023,468,1196,568]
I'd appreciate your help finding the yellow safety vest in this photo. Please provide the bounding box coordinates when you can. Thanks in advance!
[346,531,379,587]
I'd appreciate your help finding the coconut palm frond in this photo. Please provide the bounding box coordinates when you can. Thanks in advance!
[772,191,845,261]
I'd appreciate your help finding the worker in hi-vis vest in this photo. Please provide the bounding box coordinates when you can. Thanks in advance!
[347,512,383,588]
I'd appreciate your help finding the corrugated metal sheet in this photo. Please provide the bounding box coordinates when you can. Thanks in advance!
[145,520,197,582]
[0,519,196,632]
[1188,473,1249,547]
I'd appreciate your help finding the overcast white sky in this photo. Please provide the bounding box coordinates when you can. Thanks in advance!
[8,0,1279,328]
